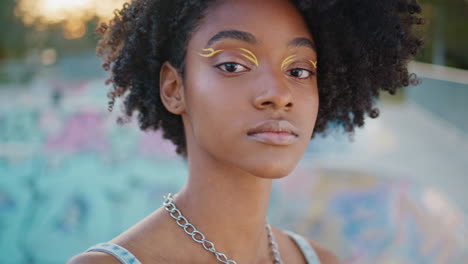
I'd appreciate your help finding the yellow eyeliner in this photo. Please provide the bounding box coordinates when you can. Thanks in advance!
[198,47,259,66]
[198,48,225,57]
[237,48,258,66]
[281,55,318,70]
[281,55,296,69]
[310,60,318,69]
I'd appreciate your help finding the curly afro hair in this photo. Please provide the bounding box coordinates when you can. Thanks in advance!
[96,0,425,158]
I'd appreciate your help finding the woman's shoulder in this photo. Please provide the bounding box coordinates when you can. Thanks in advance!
[274,226,340,264]
[66,211,170,264]
[305,238,341,264]
[66,252,122,264]
[66,240,149,264]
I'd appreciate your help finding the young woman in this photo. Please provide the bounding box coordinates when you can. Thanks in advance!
[68,0,424,263]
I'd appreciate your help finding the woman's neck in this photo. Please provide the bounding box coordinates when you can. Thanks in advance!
[172,148,274,263]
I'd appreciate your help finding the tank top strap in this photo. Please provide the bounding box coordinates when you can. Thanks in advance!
[284,230,321,264]
[85,234,319,264]
[85,243,142,264]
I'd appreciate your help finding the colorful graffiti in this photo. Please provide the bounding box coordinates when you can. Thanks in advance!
[0,78,466,263]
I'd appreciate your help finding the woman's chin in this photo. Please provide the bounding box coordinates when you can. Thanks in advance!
[241,156,300,180]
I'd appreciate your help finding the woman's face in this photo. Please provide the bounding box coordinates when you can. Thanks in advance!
[182,0,319,179]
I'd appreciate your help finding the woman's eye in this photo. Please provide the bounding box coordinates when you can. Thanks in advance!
[216,62,249,73]
[288,68,315,79]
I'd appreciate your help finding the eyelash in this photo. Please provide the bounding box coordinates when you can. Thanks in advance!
[215,62,316,80]
[216,62,250,75]
[287,68,316,80]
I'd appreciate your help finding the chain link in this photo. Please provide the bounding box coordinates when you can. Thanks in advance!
[266,223,283,264]
[163,193,283,264]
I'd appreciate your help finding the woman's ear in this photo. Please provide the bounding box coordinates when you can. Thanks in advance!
[160,61,186,115]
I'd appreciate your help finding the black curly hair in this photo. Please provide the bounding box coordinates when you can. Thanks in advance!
[96,0,425,158]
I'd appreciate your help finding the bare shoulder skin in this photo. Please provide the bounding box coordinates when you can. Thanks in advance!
[273,226,340,264]
[67,213,338,264]
[67,252,120,264]
[307,239,341,264]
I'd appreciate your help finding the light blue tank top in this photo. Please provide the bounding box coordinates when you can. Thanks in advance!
[85,230,321,264]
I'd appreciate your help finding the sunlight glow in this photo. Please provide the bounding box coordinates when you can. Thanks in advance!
[15,0,128,39]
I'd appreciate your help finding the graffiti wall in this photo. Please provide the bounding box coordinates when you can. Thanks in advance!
[0,77,466,263]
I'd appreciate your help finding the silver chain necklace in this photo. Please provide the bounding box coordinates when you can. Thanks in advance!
[163,193,283,264]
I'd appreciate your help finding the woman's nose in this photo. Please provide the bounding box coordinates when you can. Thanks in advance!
[253,73,293,111]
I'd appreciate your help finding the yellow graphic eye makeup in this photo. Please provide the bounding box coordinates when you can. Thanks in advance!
[198,48,225,57]
[281,55,297,69]
[310,60,318,69]
[198,47,259,66]
[237,48,259,66]
[281,55,318,70]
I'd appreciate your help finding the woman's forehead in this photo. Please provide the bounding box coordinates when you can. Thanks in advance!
[201,29,316,53]
[190,0,314,50]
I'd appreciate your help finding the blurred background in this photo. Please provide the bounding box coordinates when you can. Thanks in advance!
[0,0,467,263]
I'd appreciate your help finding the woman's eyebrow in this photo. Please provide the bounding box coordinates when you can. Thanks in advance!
[205,30,257,47]
[287,37,317,52]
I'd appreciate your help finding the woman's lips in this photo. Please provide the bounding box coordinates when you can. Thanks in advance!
[247,120,299,146]
[247,131,298,146]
